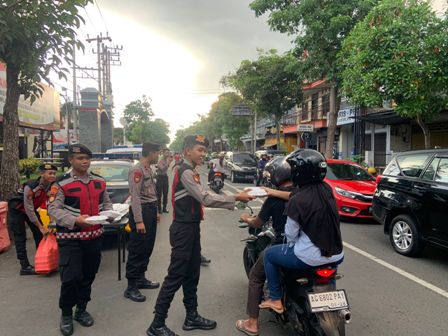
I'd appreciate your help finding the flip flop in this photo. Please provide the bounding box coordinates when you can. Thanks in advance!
[258,301,285,314]
[235,320,259,336]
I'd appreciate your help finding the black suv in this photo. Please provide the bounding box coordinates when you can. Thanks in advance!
[372,149,448,256]
[224,152,258,183]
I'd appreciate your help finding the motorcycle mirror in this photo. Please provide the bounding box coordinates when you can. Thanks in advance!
[236,202,247,210]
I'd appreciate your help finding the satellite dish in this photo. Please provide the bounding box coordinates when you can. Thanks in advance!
[119,117,127,127]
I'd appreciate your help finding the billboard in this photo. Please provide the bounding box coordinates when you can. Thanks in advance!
[0,63,61,131]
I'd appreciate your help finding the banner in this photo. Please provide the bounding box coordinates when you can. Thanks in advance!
[0,63,61,131]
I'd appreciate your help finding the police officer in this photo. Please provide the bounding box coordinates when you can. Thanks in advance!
[7,163,57,275]
[146,135,253,336]
[156,148,172,214]
[48,144,113,336]
[124,142,161,303]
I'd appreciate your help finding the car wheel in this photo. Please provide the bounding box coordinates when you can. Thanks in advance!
[389,215,424,257]
[231,171,236,183]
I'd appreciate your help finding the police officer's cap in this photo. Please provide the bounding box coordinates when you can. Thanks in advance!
[68,144,92,158]
[183,135,209,149]
[39,163,58,171]
[142,142,161,153]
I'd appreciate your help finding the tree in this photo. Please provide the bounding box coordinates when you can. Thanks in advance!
[0,0,91,200]
[339,0,448,149]
[113,127,124,145]
[250,0,378,158]
[223,50,301,147]
[123,96,170,146]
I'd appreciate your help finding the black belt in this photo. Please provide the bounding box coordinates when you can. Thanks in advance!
[142,202,157,207]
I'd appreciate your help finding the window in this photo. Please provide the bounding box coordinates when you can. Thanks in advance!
[422,158,440,181]
[90,163,131,182]
[383,158,400,176]
[233,153,257,165]
[301,101,309,121]
[322,94,330,116]
[435,158,448,183]
[311,93,319,120]
[396,154,431,177]
[326,163,375,181]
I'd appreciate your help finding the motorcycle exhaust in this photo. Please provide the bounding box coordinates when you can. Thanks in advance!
[339,309,352,324]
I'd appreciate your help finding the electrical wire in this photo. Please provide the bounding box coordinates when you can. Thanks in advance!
[94,0,109,34]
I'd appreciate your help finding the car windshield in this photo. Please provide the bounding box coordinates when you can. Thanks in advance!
[89,163,130,182]
[233,153,256,165]
[326,163,374,181]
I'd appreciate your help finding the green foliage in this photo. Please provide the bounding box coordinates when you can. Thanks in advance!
[249,0,377,84]
[339,0,448,124]
[18,158,41,174]
[222,50,301,144]
[0,0,91,100]
[123,95,154,124]
[123,97,170,146]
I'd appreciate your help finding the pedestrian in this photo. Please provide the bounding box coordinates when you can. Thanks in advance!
[48,144,113,336]
[124,142,161,303]
[7,163,57,275]
[146,135,253,336]
[156,148,172,214]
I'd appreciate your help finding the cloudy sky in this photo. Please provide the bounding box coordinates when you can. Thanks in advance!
[67,0,292,139]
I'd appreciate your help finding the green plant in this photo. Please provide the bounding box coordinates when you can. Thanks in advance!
[19,158,41,178]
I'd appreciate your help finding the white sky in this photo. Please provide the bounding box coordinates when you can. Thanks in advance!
[52,1,292,140]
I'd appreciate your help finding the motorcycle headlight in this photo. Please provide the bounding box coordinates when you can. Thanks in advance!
[335,187,358,199]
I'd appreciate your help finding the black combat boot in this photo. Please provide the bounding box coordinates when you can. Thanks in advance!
[74,306,94,327]
[137,277,160,289]
[200,254,211,266]
[182,311,217,331]
[20,264,36,276]
[60,315,74,336]
[146,325,179,336]
[124,280,146,302]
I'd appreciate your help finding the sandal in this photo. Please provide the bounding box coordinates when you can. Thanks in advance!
[258,300,285,314]
[235,319,259,336]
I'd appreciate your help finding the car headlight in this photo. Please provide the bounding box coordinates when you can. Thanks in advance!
[335,187,358,199]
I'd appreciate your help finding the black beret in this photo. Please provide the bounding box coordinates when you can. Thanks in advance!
[68,144,92,158]
[142,142,161,153]
[39,163,58,171]
[183,135,209,148]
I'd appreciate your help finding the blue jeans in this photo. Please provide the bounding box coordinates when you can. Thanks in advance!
[264,245,314,300]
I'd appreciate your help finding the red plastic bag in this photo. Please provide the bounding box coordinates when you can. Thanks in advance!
[35,233,59,274]
[0,202,11,253]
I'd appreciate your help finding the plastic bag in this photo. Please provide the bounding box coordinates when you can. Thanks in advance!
[34,233,59,274]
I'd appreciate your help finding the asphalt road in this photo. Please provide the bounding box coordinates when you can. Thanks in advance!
[0,168,447,336]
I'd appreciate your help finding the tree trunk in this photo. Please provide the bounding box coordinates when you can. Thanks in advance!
[416,115,431,149]
[0,64,21,201]
[324,85,341,159]
[275,118,281,150]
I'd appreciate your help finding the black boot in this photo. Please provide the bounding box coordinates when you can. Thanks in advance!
[146,325,179,336]
[182,311,217,331]
[60,315,74,336]
[163,208,169,213]
[124,281,146,302]
[200,255,211,266]
[20,264,36,276]
[74,306,94,327]
[137,277,160,289]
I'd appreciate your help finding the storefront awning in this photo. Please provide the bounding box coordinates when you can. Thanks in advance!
[353,110,410,125]
[283,125,298,134]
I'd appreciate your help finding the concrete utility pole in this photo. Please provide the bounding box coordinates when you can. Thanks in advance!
[86,33,112,96]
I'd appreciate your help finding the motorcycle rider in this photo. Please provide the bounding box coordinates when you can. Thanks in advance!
[259,149,344,314]
[208,151,226,183]
[255,154,269,186]
[235,156,294,336]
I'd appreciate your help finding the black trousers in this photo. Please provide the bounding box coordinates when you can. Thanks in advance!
[126,202,158,282]
[152,220,201,326]
[156,175,169,211]
[8,209,43,267]
[58,236,103,315]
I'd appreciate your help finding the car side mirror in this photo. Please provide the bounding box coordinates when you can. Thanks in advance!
[375,175,383,184]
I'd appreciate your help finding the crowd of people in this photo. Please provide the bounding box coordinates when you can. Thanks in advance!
[6,135,344,336]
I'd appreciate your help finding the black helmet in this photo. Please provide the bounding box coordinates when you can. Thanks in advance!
[264,156,291,187]
[286,149,327,186]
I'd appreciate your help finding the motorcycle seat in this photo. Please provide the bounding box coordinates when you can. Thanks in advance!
[281,262,339,281]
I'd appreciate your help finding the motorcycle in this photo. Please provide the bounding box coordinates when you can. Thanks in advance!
[237,203,351,336]
[209,171,224,194]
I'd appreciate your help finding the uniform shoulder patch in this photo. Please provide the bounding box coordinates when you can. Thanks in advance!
[193,173,201,184]
[48,184,59,203]
[134,170,143,183]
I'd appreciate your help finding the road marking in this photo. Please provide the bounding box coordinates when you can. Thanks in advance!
[204,206,262,211]
[343,241,448,300]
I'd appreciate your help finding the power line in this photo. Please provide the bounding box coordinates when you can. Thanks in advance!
[94,0,109,34]
[83,7,98,32]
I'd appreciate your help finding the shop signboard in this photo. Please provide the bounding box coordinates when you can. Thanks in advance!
[337,107,357,126]
[297,124,314,132]
[0,63,61,131]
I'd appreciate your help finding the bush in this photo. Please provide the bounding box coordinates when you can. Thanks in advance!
[19,158,41,178]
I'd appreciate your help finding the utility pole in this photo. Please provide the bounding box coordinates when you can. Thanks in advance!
[72,46,78,143]
[86,33,112,96]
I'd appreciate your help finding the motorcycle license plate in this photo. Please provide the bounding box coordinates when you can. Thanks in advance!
[307,290,349,313]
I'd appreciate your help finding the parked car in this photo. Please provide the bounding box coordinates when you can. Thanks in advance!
[372,149,448,256]
[224,152,258,183]
[89,160,134,204]
[325,159,377,219]
[255,149,287,159]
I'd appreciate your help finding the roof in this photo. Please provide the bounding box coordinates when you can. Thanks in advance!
[393,148,448,156]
